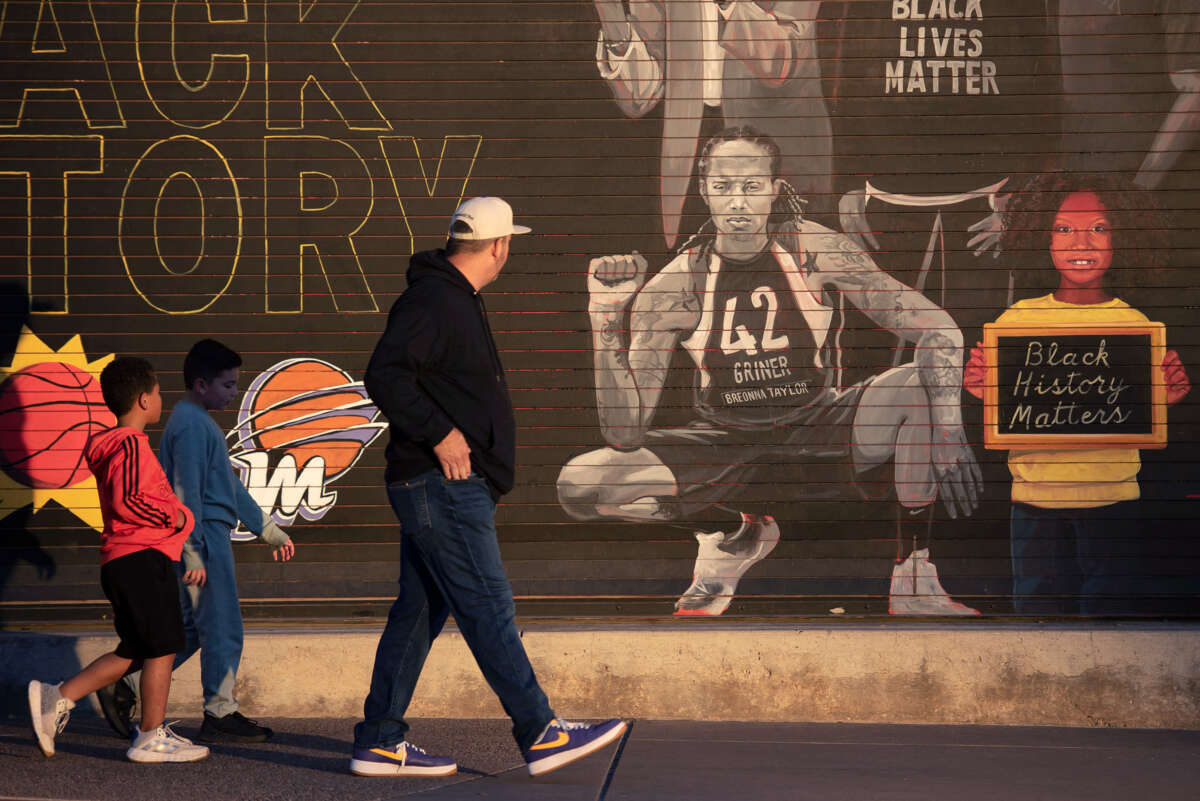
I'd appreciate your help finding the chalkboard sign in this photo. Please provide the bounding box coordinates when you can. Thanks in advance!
[982,322,1167,450]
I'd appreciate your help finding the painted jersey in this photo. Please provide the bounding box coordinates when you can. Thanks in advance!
[821,0,1061,195]
[683,243,842,428]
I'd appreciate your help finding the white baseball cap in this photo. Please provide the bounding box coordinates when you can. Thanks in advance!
[448,196,532,240]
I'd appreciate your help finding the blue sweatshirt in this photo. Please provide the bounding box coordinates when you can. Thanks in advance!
[160,398,264,570]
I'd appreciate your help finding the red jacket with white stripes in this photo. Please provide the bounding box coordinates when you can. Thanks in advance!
[85,426,195,565]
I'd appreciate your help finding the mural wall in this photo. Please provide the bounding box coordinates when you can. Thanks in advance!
[1,0,1197,621]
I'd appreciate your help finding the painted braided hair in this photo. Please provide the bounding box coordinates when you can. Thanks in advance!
[675,126,807,256]
[1001,172,1170,296]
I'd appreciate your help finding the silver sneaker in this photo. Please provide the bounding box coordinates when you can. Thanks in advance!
[28,680,74,757]
[127,723,211,763]
[675,514,780,616]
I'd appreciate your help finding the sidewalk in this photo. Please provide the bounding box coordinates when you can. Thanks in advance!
[2,715,1198,801]
[4,622,1199,728]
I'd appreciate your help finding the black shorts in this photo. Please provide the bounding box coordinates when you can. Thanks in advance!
[100,548,185,660]
[645,382,868,516]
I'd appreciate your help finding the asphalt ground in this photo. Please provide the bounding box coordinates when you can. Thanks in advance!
[2,715,1198,801]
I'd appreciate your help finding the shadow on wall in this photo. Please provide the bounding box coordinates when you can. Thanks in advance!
[0,631,85,722]
[0,281,54,626]
[0,284,83,720]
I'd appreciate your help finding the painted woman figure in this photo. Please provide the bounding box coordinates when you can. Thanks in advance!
[963,173,1191,615]
[560,126,982,616]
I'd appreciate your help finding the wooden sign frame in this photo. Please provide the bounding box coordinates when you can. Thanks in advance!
[982,321,1167,450]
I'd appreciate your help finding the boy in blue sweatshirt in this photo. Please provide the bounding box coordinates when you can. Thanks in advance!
[166,339,295,742]
[98,340,295,743]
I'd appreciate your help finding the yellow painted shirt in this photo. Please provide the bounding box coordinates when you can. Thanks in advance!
[993,294,1148,509]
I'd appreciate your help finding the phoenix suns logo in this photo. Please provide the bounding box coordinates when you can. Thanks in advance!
[228,358,385,539]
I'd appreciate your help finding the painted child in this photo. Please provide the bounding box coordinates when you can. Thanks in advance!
[963,173,1191,615]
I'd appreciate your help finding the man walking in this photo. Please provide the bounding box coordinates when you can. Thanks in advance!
[351,197,626,778]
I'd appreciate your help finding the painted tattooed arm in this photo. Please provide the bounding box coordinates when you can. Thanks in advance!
[810,231,964,423]
[809,228,982,516]
[588,252,698,449]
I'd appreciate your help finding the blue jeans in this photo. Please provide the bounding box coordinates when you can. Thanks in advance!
[173,519,244,717]
[1010,501,1145,616]
[354,469,555,751]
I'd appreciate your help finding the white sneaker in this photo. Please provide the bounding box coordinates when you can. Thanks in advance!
[675,514,780,616]
[889,548,980,616]
[126,723,211,763]
[28,680,74,757]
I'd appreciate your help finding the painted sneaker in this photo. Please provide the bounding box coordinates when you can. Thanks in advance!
[96,678,136,739]
[888,548,980,616]
[523,718,627,777]
[126,723,210,763]
[675,514,780,616]
[28,680,74,757]
[349,741,457,777]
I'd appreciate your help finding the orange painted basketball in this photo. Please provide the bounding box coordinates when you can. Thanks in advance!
[239,359,377,480]
[0,362,116,489]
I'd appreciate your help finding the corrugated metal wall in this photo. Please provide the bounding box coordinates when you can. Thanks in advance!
[1,0,1198,622]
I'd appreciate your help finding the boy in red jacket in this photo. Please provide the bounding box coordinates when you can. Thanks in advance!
[27,357,209,763]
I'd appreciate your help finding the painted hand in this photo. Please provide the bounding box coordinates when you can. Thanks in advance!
[588,251,648,311]
[594,0,632,45]
[434,427,472,481]
[1162,349,1191,406]
[965,192,1009,258]
[963,342,986,400]
[932,425,982,520]
[838,190,880,252]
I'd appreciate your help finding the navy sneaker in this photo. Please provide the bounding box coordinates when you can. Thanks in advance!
[523,718,627,776]
[197,711,272,743]
[350,741,457,777]
[96,679,136,739]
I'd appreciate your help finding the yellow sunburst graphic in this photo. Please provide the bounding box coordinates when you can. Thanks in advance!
[0,327,115,530]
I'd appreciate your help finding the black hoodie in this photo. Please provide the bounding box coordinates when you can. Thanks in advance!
[365,249,516,497]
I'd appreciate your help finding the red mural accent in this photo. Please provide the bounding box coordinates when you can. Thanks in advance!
[0,362,115,489]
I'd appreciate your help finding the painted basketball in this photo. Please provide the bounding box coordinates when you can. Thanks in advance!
[235,358,382,481]
[0,361,116,489]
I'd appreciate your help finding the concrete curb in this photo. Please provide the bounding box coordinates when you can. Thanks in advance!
[3,623,1198,728]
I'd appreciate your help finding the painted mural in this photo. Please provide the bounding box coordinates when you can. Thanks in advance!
[594,0,834,241]
[0,1,1197,621]
[0,332,379,547]
[558,127,982,616]
[0,328,113,531]
[229,358,386,538]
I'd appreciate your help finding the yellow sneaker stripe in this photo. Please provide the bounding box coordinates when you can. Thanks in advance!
[369,747,404,762]
[528,731,569,751]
